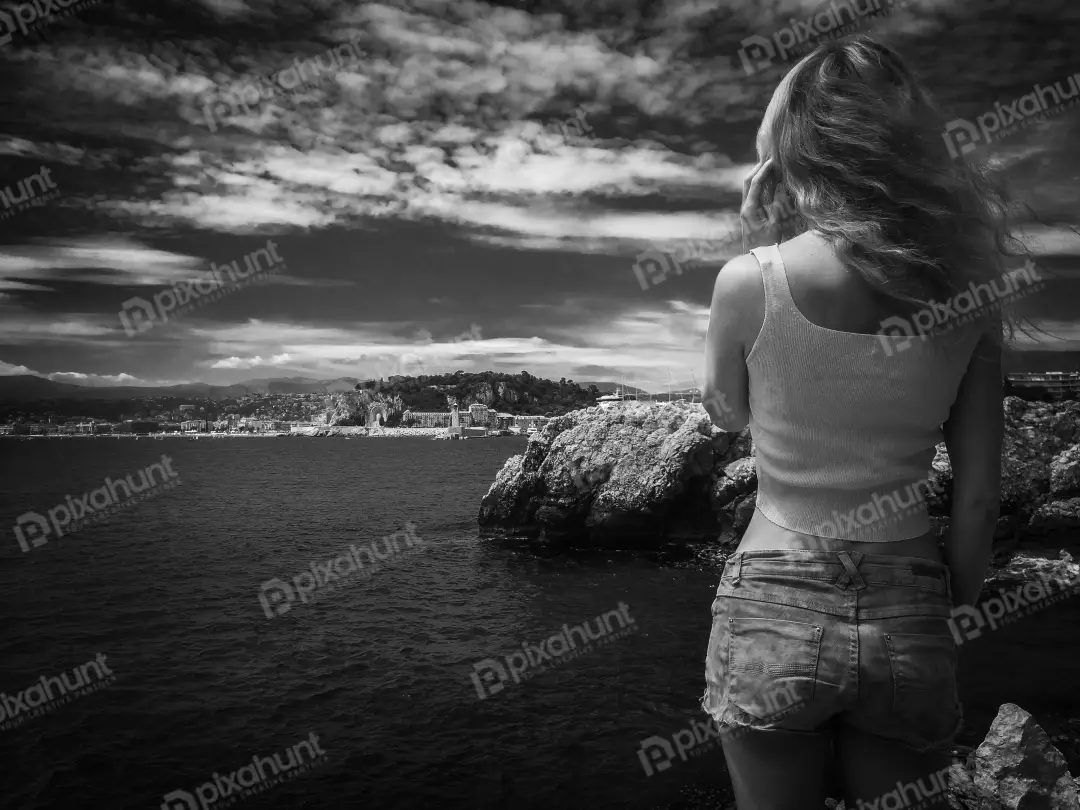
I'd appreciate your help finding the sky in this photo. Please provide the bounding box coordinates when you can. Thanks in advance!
[0,0,1078,391]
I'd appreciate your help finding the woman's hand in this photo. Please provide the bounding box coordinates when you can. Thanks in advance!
[740,158,788,253]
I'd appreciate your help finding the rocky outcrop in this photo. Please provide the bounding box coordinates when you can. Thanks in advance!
[497,382,520,404]
[478,402,742,547]
[955,704,1080,809]
[478,398,1080,553]
[474,381,496,407]
[324,392,363,426]
[1051,445,1080,497]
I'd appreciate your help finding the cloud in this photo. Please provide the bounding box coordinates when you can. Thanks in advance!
[0,0,1075,388]
[0,313,125,345]
[0,360,162,386]
[210,353,294,369]
[182,300,714,385]
[0,360,36,376]
[0,238,205,288]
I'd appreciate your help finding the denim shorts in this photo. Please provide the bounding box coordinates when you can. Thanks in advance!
[701,549,962,753]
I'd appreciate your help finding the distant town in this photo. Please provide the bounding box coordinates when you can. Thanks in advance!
[0,383,693,437]
[0,371,1076,437]
[0,396,553,437]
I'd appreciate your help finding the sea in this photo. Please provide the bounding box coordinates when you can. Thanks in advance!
[1,438,1078,810]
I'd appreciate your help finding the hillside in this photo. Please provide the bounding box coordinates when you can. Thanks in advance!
[358,371,600,416]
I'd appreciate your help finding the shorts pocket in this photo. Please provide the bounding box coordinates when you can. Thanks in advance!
[885,632,962,745]
[726,617,822,722]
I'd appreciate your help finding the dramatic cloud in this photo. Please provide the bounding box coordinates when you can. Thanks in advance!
[0,0,1076,385]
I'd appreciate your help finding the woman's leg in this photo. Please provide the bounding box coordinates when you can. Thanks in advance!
[721,727,833,810]
[834,726,954,808]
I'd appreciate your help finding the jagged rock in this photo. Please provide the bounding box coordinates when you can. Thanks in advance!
[1029,498,1080,533]
[478,402,735,547]
[1005,399,1080,457]
[970,703,1080,809]
[731,493,757,534]
[712,457,757,507]
[497,381,520,403]
[476,453,540,533]
[479,398,1080,550]
[1050,445,1080,496]
[473,381,496,407]
[982,550,1080,594]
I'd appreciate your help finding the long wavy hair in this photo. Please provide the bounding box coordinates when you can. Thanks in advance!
[760,35,1056,353]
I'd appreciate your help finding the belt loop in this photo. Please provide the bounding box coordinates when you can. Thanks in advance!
[730,553,743,585]
[943,565,954,604]
[836,551,867,591]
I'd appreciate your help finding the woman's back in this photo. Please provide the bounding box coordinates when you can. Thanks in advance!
[737,232,984,547]
[776,231,920,335]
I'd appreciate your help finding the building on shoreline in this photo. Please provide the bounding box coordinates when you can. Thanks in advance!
[400,404,547,434]
[3,401,556,437]
[402,410,454,428]
[513,415,548,432]
[1005,372,1080,400]
[120,420,160,434]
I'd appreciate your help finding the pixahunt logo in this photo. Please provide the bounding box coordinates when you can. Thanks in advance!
[469,602,637,699]
[0,165,59,219]
[947,563,1080,645]
[877,260,1046,356]
[0,0,100,47]
[736,0,910,76]
[119,240,286,337]
[258,522,421,618]
[13,454,181,552]
[161,733,326,810]
[0,654,114,731]
[200,38,366,134]
[943,72,1080,159]
[638,682,803,776]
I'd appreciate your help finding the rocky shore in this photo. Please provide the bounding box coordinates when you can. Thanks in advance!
[479,398,1080,809]
[477,397,1080,555]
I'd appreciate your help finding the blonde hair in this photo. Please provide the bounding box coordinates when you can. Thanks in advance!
[761,35,1059,351]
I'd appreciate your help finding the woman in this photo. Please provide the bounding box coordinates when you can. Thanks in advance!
[700,35,1029,809]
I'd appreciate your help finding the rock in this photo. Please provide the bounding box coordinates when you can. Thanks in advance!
[1050,445,1080,496]
[478,397,1080,552]
[731,493,757,534]
[478,402,739,548]
[712,457,757,507]
[477,453,540,534]
[969,703,1080,809]
[991,515,1022,560]
[982,550,1080,595]
[497,381,519,403]
[1030,498,1080,533]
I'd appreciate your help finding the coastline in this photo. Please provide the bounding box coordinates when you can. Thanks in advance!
[0,427,525,439]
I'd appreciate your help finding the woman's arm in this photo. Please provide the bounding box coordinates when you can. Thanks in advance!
[941,326,1005,608]
[702,253,760,432]
[701,159,787,430]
